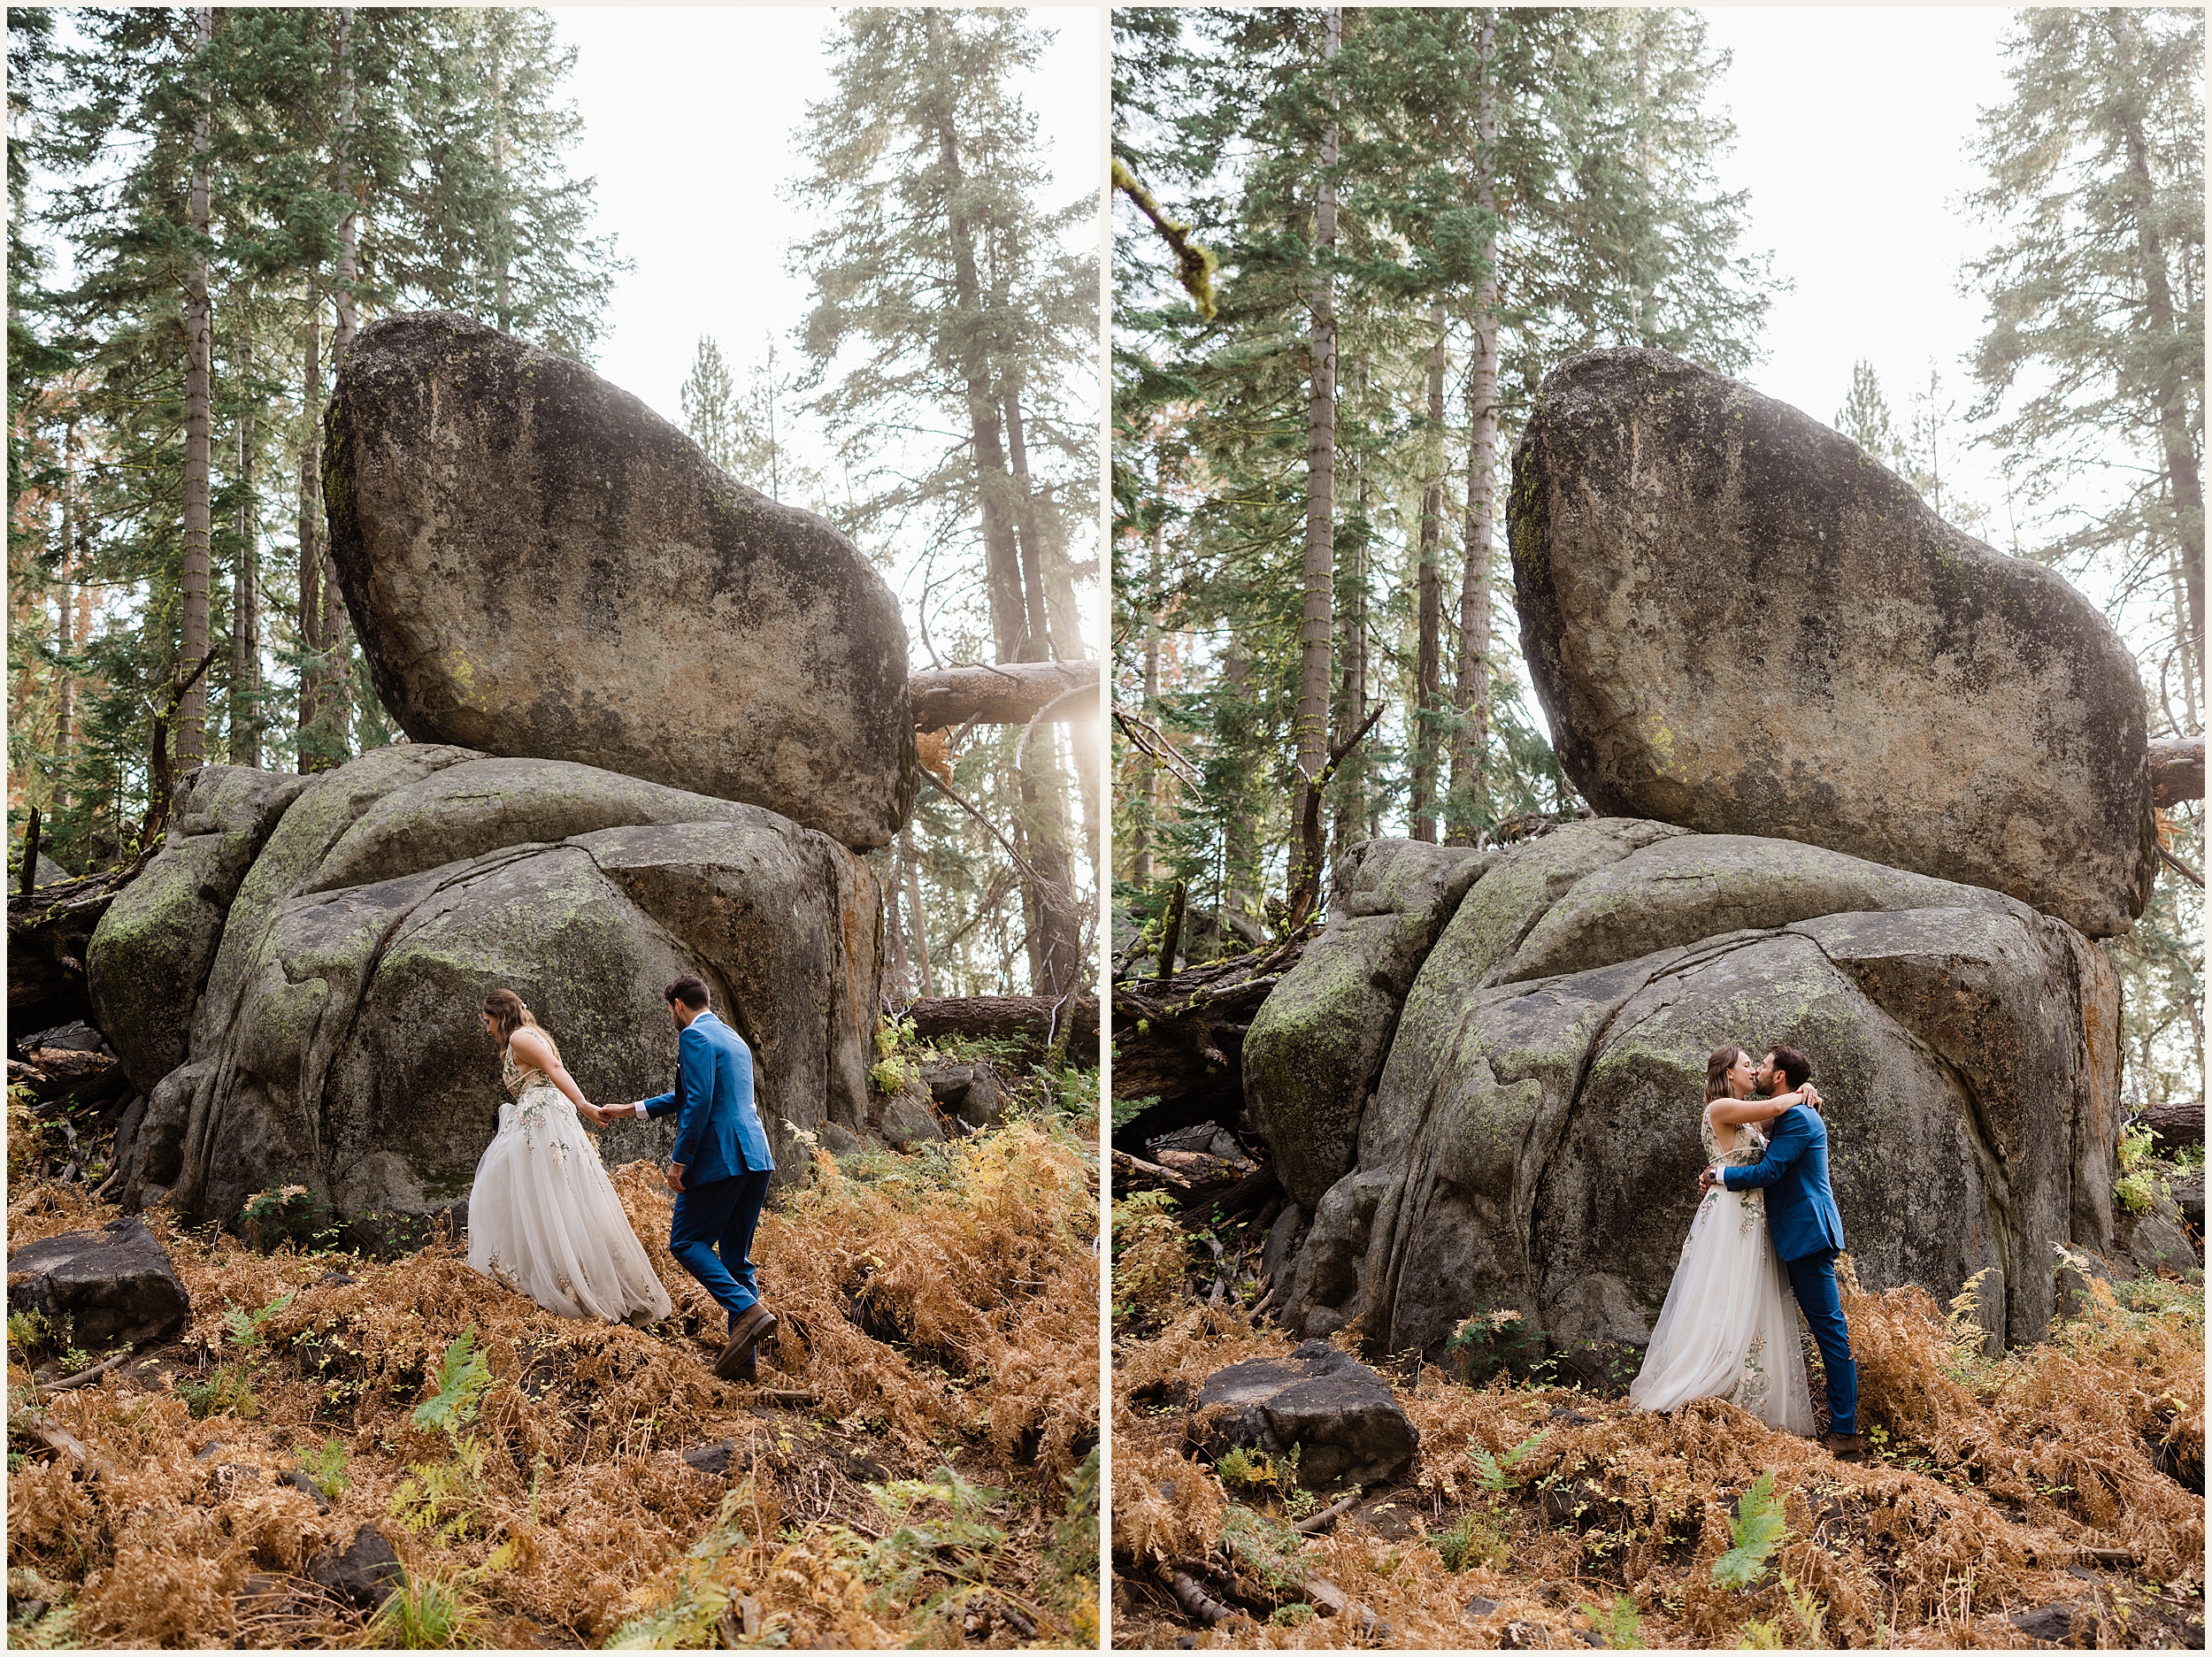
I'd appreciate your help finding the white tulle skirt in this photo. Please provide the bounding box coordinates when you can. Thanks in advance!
[465,1085,672,1324]
[1629,1182,1816,1435]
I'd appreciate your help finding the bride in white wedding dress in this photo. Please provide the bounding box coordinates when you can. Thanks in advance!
[1628,1045,1817,1435]
[465,989,672,1325]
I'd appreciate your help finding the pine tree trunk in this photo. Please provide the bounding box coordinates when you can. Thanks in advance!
[54,417,77,799]
[1410,305,1446,843]
[297,296,325,771]
[1133,523,1162,886]
[902,830,935,1000]
[2105,8,2204,701]
[231,372,259,768]
[1448,12,1500,846]
[1332,357,1367,866]
[924,11,1026,667]
[333,7,359,360]
[1002,380,1052,661]
[1289,4,1341,917]
[177,4,216,775]
[1222,638,1256,925]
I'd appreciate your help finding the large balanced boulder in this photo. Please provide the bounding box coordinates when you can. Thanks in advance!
[1510,347,2154,938]
[95,745,880,1230]
[1264,821,2119,1361]
[7,1216,191,1347]
[323,311,916,852]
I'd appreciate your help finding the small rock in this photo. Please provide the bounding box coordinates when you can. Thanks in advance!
[875,1081,944,1151]
[318,1269,358,1288]
[278,1468,332,1513]
[1549,1408,1596,1426]
[683,1440,737,1478]
[2010,1602,2093,1645]
[818,1121,865,1157]
[955,1062,1013,1130]
[309,1524,405,1615]
[1465,1595,1500,1618]
[1543,1477,1630,1533]
[17,1020,104,1056]
[193,1440,229,1462]
[1187,1339,1418,1489]
[6,1215,191,1347]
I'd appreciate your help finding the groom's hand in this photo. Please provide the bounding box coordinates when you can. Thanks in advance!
[1697,1165,1721,1191]
[664,1163,686,1194]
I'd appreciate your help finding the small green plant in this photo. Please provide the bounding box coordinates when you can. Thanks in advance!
[301,1435,351,1499]
[362,1571,481,1649]
[2174,1139,2205,1170]
[411,1329,493,1437]
[1468,1426,1548,1492]
[851,1466,1016,1639]
[1215,1443,1299,1500]
[1271,1602,1317,1627]
[1713,1472,1789,1588]
[1739,1614,1789,1648]
[1432,1507,1511,1572]
[6,1308,60,1356]
[240,1185,341,1253]
[1222,1503,1308,1594]
[176,1362,260,1420]
[1578,1592,1645,1648]
[1778,1571,1829,1646]
[2114,1122,2167,1214]
[391,1436,493,1544]
[222,1291,296,1354]
[868,1017,924,1095]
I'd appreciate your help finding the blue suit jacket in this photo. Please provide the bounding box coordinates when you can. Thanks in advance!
[641,1011,773,1183]
[1721,1104,1845,1262]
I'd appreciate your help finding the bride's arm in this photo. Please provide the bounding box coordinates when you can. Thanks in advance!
[1709,1088,1811,1125]
[508,1028,595,1116]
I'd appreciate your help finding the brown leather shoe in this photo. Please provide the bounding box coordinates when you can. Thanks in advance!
[1822,1431,1863,1461]
[726,1302,777,1352]
[715,1339,758,1384]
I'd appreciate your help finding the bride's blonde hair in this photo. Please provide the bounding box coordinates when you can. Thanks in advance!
[1705,1045,1745,1103]
[483,987,541,1046]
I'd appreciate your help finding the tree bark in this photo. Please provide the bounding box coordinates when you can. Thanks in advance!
[901,828,934,1000]
[2106,7,2204,690]
[1133,523,1163,886]
[1002,378,1052,660]
[1289,5,1341,916]
[907,993,1099,1055]
[2150,735,2206,808]
[177,5,215,775]
[909,659,1099,729]
[54,417,77,797]
[1447,12,1500,846]
[230,345,258,768]
[1411,305,1447,843]
[296,295,325,769]
[1333,355,1368,864]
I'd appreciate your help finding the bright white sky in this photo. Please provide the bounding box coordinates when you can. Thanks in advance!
[1701,6,2023,537]
[552,5,1106,671]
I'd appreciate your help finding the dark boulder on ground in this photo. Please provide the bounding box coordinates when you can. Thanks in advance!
[5,1215,190,1347]
[1260,821,2121,1361]
[94,745,881,1230]
[1510,347,2154,938]
[1187,1339,1418,1491]
[309,1525,405,1615]
[323,311,916,852]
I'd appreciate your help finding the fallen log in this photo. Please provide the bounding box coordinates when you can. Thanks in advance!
[2127,1098,2204,1153]
[909,660,1099,731]
[7,850,154,1029]
[905,993,1101,1059]
[2150,736,2206,809]
[1110,930,1313,1132]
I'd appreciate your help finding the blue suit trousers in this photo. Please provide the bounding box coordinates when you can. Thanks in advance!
[1785,1249,1859,1435]
[669,1170,772,1334]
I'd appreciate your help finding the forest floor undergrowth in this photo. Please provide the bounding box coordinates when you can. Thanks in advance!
[1110,1199,2204,1650]
[6,1054,1101,1650]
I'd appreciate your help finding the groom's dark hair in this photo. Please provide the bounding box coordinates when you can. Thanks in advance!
[665,974,711,1010]
[1770,1046,1811,1090]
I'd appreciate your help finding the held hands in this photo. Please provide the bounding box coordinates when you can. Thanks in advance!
[1697,1164,1723,1192]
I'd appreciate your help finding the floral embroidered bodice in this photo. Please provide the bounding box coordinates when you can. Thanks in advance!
[1701,1111,1768,1167]
[503,1036,572,1132]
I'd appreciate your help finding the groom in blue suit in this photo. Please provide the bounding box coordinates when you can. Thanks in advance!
[1700,1045,1862,1458]
[597,974,776,1383]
